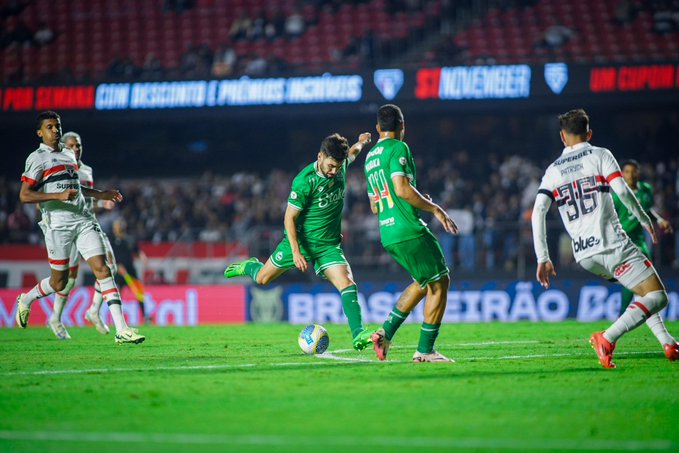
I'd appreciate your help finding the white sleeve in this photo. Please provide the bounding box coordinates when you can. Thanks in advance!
[600,148,622,182]
[531,193,552,263]
[609,177,652,229]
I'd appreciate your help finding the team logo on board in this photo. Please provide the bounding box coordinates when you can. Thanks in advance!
[544,63,568,94]
[250,287,284,322]
[374,69,404,100]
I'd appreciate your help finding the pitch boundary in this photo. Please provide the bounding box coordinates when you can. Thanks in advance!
[0,430,675,451]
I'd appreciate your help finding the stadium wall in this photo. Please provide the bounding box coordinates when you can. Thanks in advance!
[1,279,677,328]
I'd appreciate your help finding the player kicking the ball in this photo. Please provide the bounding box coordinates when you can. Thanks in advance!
[224,132,375,351]
[531,108,674,368]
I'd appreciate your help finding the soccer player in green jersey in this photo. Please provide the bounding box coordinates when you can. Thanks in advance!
[365,104,459,363]
[612,159,677,360]
[224,132,375,351]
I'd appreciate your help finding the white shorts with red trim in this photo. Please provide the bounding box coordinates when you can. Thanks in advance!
[579,239,656,290]
[65,228,114,273]
[39,220,107,271]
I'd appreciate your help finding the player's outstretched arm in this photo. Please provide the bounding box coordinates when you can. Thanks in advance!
[19,181,77,204]
[609,177,657,243]
[82,187,123,204]
[531,193,556,288]
[283,204,307,272]
[391,175,458,233]
[650,208,674,234]
[348,132,372,162]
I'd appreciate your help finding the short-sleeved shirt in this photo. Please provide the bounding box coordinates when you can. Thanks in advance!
[286,159,348,246]
[612,180,653,243]
[364,137,428,246]
[21,143,92,228]
[536,142,628,262]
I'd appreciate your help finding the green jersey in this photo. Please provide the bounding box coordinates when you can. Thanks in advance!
[364,137,428,246]
[612,180,653,242]
[286,159,348,246]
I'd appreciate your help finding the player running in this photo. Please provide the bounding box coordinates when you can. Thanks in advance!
[531,108,674,368]
[224,132,375,351]
[365,104,458,363]
[611,158,677,359]
[15,111,144,344]
[46,131,116,338]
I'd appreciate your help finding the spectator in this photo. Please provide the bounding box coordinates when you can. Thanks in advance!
[247,10,268,41]
[229,11,251,41]
[140,52,164,80]
[33,21,55,47]
[265,9,286,40]
[211,44,237,77]
[536,20,574,50]
[285,8,305,39]
[243,54,268,76]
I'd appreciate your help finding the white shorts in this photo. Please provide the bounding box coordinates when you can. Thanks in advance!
[579,239,656,290]
[40,220,107,271]
[65,229,116,273]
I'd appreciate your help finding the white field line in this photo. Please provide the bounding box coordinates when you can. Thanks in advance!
[0,339,662,376]
[0,430,675,451]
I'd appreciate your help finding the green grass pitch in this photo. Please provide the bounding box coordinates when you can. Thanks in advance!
[1,321,677,452]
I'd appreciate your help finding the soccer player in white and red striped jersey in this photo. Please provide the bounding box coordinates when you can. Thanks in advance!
[46,131,116,338]
[16,111,144,344]
[531,109,674,368]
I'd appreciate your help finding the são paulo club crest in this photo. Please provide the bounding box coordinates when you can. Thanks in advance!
[544,63,568,94]
[374,69,404,100]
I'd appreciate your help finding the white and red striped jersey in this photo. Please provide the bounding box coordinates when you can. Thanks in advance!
[535,142,628,262]
[21,143,92,227]
[77,161,95,212]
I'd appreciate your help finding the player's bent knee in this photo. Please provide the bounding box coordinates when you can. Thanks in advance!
[641,290,668,316]
[91,264,112,279]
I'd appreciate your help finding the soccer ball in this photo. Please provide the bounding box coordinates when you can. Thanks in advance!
[298,324,329,354]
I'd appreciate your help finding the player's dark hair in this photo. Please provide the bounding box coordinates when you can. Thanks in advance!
[558,109,589,138]
[620,159,640,170]
[36,110,60,130]
[377,104,404,132]
[320,133,349,161]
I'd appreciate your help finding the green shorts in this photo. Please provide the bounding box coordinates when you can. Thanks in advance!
[384,230,449,288]
[270,237,348,276]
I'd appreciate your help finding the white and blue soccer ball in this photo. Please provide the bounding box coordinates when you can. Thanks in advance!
[298,324,329,355]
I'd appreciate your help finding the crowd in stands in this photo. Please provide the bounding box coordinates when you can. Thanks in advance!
[3,0,679,84]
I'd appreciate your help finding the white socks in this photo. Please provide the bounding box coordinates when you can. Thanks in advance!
[23,278,56,307]
[605,290,669,343]
[98,277,128,332]
[49,278,75,322]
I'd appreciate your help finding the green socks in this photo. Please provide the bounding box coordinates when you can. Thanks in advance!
[340,285,364,338]
[417,322,441,354]
[245,260,264,281]
[383,307,409,341]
